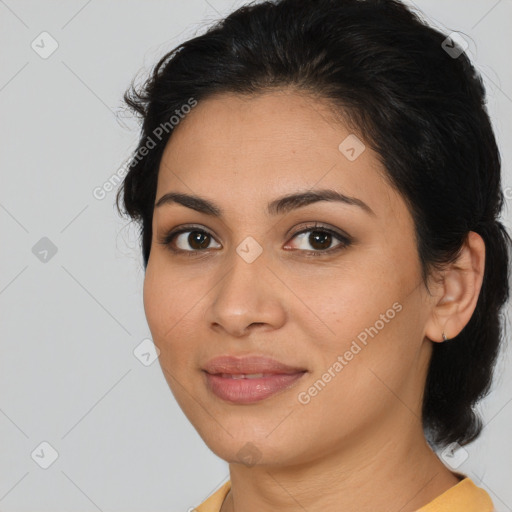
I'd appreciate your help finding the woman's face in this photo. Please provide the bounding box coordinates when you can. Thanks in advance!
[144,90,435,466]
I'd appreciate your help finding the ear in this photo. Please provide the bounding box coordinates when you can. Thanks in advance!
[424,231,486,343]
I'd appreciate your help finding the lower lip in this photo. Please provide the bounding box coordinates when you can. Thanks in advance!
[204,371,306,404]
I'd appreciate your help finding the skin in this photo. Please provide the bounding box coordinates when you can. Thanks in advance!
[143,89,486,512]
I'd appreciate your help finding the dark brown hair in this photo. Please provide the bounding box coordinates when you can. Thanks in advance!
[116,0,511,449]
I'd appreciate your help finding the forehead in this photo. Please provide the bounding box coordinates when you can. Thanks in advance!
[155,90,402,221]
[161,89,349,161]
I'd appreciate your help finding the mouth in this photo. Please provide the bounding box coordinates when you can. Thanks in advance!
[202,355,307,404]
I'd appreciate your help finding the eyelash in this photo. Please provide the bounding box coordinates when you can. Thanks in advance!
[157,222,352,258]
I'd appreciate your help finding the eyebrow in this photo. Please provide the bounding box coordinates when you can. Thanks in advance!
[154,188,375,217]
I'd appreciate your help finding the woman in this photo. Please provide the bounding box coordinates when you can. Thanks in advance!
[116,0,510,510]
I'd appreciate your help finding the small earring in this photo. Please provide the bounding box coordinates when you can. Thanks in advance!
[442,332,448,342]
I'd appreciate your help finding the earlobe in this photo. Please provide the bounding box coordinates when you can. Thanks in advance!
[424,231,486,343]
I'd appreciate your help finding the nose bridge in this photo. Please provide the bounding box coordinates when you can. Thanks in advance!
[207,235,286,335]
[218,234,268,305]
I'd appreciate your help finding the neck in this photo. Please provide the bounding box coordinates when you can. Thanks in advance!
[221,417,461,512]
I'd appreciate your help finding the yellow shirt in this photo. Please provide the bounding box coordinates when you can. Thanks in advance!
[194,477,494,512]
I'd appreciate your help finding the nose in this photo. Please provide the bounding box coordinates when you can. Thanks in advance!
[206,247,287,338]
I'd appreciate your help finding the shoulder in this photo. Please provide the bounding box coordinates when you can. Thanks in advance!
[193,481,231,512]
[418,477,494,512]
[191,477,493,511]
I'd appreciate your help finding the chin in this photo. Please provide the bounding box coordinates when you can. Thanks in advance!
[194,422,306,467]
[210,441,287,467]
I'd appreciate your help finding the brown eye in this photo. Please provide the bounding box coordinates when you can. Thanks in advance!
[286,226,350,255]
[308,230,333,250]
[187,231,211,250]
[159,227,221,253]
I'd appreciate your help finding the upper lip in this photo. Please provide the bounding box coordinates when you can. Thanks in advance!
[203,355,307,375]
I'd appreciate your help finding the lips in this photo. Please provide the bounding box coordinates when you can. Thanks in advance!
[218,373,266,379]
[203,355,306,375]
[202,355,307,404]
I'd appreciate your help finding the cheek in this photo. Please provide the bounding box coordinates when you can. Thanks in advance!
[142,261,205,412]
[291,253,421,393]
[143,263,171,341]
[288,260,402,346]
[143,259,200,356]
[303,290,425,427]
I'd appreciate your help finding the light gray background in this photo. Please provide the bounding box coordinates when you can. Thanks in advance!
[1,1,511,511]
